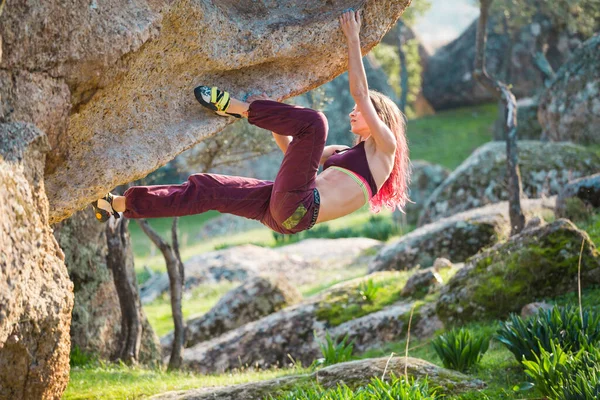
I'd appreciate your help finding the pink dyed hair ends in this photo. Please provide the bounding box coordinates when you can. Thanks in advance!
[365,90,411,213]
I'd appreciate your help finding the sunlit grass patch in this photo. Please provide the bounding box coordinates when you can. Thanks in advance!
[65,363,310,400]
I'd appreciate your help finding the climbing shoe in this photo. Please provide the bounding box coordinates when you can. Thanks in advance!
[92,193,120,222]
[194,86,242,118]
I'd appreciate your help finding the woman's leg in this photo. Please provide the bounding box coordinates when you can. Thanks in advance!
[120,174,274,220]
[248,100,328,232]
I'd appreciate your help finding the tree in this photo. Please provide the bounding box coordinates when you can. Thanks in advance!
[106,217,144,364]
[137,219,185,370]
[474,0,525,236]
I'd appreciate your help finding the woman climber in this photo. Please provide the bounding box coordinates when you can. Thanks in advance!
[92,9,411,235]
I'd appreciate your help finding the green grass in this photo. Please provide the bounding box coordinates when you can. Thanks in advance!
[143,281,238,337]
[407,103,497,170]
[65,363,310,400]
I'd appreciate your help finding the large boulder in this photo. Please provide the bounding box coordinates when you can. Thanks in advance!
[150,357,483,400]
[538,34,600,145]
[370,197,555,273]
[418,141,600,225]
[53,208,161,364]
[0,123,73,399]
[436,219,600,325]
[0,0,409,224]
[405,160,451,224]
[555,173,600,221]
[422,14,586,110]
[181,271,442,373]
[161,275,301,352]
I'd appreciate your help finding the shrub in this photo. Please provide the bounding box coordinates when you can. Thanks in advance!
[266,374,438,399]
[315,332,354,367]
[520,339,600,400]
[358,279,379,303]
[431,328,490,372]
[497,305,600,362]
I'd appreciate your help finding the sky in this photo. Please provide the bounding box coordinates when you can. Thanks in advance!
[412,0,480,53]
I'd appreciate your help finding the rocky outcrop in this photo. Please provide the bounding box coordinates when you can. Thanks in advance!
[436,219,600,325]
[141,238,381,303]
[150,357,484,400]
[53,208,161,364]
[538,34,600,145]
[161,275,301,352]
[370,198,555,273]
[0,123,73,399]
[555,173,600,221]
[406,161,451,224]
[0,1,409,224]
[181,271,441,373]
[422,14,586,110]
[418,141,600,225]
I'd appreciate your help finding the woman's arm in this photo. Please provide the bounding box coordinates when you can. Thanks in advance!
[272,131,292,154]
[320,145,350,166]
[340,10,397,154]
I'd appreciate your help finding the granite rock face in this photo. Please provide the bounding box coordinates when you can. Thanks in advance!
[370,197,555,273]
[0,0,409,224]
[555,173,600,220]
[422,14,585,110]
[53,208,161,364]
[436,219,600,325]
[418,141,600,225]
[0,123,73,399]
[160,275,301,353]
[538,34,600,145]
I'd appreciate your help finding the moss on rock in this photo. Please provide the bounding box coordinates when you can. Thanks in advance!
[436,219,600,325]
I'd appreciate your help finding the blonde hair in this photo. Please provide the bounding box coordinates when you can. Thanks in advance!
[358,90,411,213]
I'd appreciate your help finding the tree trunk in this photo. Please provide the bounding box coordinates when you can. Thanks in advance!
[473,0,525,236]
[397,22,409,114]
[137,219,185,370]
[106,217,142,364]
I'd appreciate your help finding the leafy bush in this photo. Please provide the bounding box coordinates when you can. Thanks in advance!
[431,328,490,372]
[267,374,437,399]
[497,305,600,362]
[358,279,379,303]
[520,339,600,400]
[315,332,354,367]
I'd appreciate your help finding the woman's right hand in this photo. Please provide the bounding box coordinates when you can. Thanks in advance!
[339,9,361,43]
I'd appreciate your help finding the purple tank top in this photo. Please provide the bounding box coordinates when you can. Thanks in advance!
[323,141,378,196]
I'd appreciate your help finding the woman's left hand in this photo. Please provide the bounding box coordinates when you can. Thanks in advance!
[339,9,361,42]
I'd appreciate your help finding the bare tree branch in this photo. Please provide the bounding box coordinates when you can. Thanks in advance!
[474,0,525,236]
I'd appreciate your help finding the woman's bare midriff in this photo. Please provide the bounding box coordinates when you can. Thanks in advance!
[315,168,368,224]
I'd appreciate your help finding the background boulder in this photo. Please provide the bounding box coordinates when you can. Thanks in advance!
[436,219,600,325]
[161,275,301,352]
[418,141,600,225]
[555,173,600,220]
[538,34,600,145]
[0,123,73,399]
[370,197,554,273]
[422,14,585,110]
[405,160,451,224]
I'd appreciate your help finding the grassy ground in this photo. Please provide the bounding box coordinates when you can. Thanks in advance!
[66,286,600,399]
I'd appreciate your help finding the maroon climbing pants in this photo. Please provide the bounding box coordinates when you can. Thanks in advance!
[123,100,328,234]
